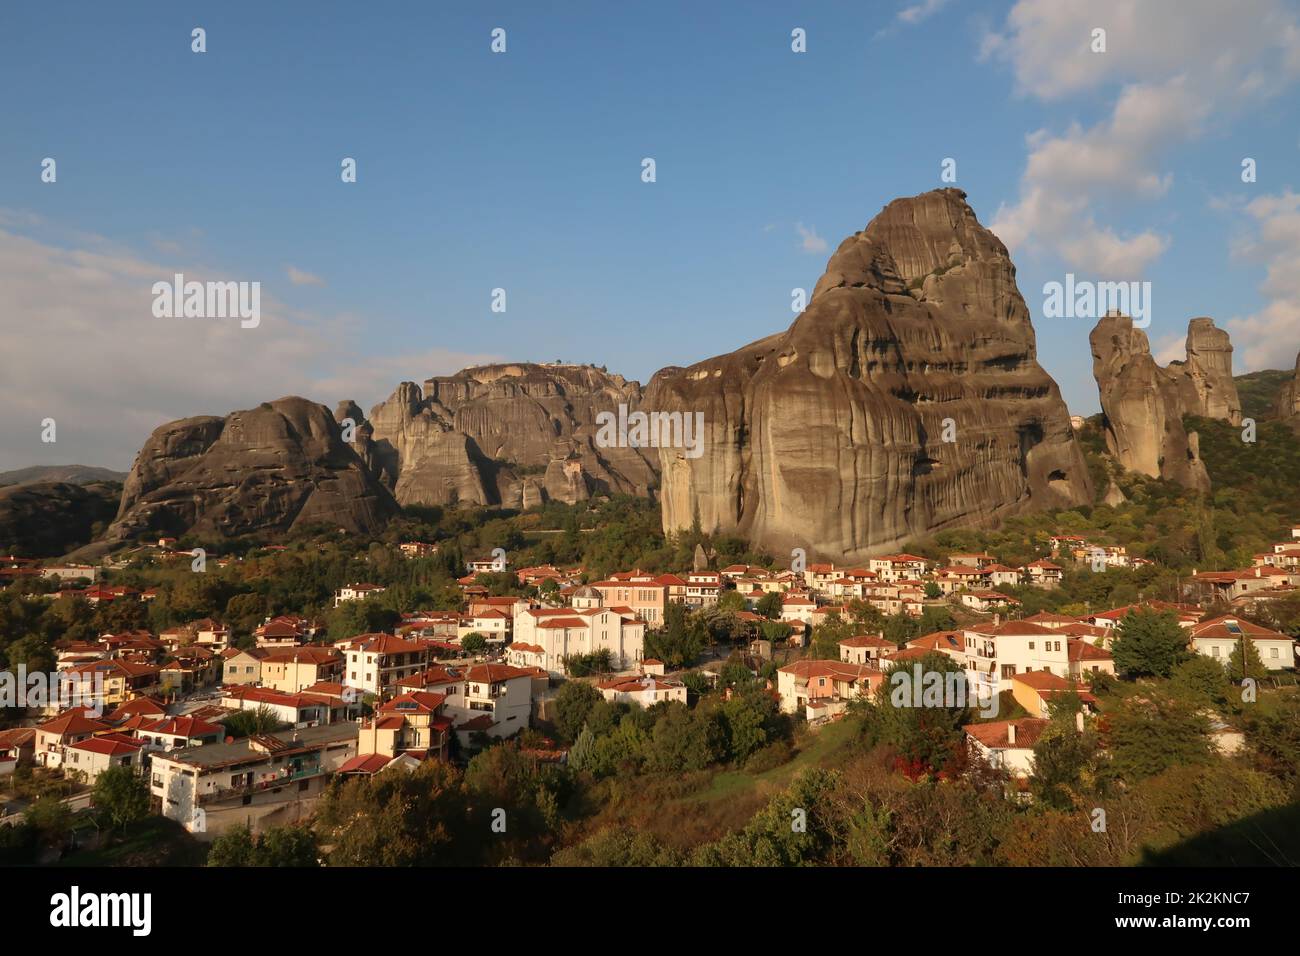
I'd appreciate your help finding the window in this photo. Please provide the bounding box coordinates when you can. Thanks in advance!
[1028,642,1035,650]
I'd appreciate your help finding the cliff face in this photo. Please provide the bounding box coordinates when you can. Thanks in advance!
[0,481,119,557]
[644,188,1092,563]
[1089,315,1245,491]
[362,363,659,508]
[1177,317,1242,425]
[105,397,397,542]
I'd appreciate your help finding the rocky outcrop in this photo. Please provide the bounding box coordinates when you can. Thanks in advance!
[363,364,659,508]
[1273,351,1300,425]
[104,397,397,543]
[1176,317,1242,425]
[644,188,1092,563]
[1089,315,1247,491]
[0,481,120,557]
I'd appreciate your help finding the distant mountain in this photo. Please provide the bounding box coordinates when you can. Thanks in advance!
[0,464,128,487]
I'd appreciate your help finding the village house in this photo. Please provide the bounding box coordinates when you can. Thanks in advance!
[1066,639,1117,681]
[589,573,676,626]
[222,647,269,685]
[597,673,688,708]
[399,541,440,559]
[868,554,931,583]
[511,602,646,675]
[335,633,430,697]
[776,660,883,720]
[1021,559,1064,588]
[838,634,895,665]
[150,722,359,838]
[684,571,723,607]
[1009,671,1097,718]
[1187,615,1297,671]
[333,583,387,608]
[352,691,454,764]
[128,715,226,752]
[963,718,1053,781]
[960,590,1021,613]
[63,733,145,783]
[33,710,111,768]
[220,686,341,727]
[0,728,36,778]
[445,663,535,743]
[57,659,161,711]
[780,593,817,626]
[260,647,344,693]
[962,620,1071,694]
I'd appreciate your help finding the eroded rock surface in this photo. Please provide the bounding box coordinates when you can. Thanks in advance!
[105,397,397,542]
[1089,315,1247,491]
[364,364,659,508]
[644,188,1092,563]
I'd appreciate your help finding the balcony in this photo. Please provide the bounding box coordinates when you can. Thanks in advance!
[196,764,323,804]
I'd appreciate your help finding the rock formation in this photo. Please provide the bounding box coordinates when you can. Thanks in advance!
[0,481,120,557]
[1273,350,1300,426]
[1089,315,1246,491]
[360,363,659,508]
[104,397,397,543]
[644,188,1092,563]
[1175,317,1242,425]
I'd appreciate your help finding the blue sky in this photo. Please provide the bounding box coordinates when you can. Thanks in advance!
[2,0,1299,470]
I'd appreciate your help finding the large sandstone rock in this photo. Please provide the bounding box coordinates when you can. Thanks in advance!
[1089,315,1246,491]
[365,364,659,508]
[104,397,397,542]
[1176,317,1242,425]
[644,188,1092,563]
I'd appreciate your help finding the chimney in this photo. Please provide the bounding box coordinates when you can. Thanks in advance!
[993,613,1001,627]
[1006,722,1016,745]
[1255,567,1261,578]
[1075,711,1085,733]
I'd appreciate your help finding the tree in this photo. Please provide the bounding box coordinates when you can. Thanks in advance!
[871,653,971,776]
[645,702,724,772]
[92,765,150,832]
[1030,725,1101,810]
[1168,655,1230,707]
[223,705,284,738]
[716,590,747,613]
[1106,695,1213,783]
[1227,638,1268,681]
[315,762,475,866]
[25,796,72,846]
[923,582,943,600]
[553,680,602,743]
[208,823,321,866]
[1110,608,1189,678]
[755,592,783,620]
[460,633,487,655]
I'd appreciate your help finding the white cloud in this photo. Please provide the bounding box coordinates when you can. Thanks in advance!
[984,0,1300,276]
[1225,190,1300,370]
[286,264,326,287]
[796,222,828,254]
[0,222,499,471]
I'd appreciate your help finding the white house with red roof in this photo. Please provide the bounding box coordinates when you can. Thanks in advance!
[597,673,687,708]
[445,663,536,742]
[333,582,387,608]
[1022,559,1064,588]
[512,602,645,675]
[838,634,895,665]
[335,633,430,697]
[776,660,883,718]
[64,732,144,783]
[1188,615,1296,671]
[961,620,1071,693]
[962,718,1051,780]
